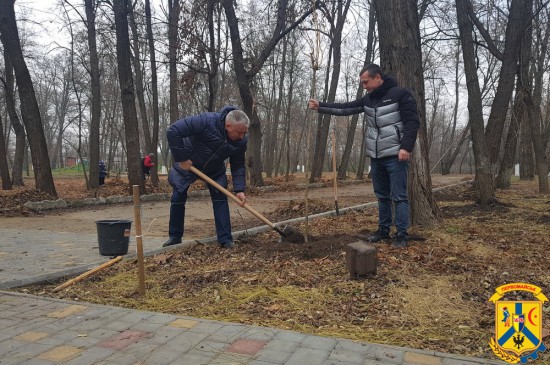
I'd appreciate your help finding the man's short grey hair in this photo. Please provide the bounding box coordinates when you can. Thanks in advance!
[226,110,250,128]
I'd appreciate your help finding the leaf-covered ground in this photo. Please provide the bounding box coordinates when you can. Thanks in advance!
[15,179,550,361]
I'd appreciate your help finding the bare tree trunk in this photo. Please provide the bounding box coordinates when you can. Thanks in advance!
[145,0,160,186]
[284,38,298,180]
[456,0,494,204]
[85,0,101,189]
[496,90,522,189]
[265,41,287,178]
[222,0,315,186]
[113,0,144,193]
[205,0,218,111]
[168,0,181,125]
[520,113,535,179]
[0,113,12,190]
[355,116,367,180]
[338,4,375,180]
[310,0,352,182]
[467,0,529,170]
[374,0,440,226]
[1,51,25,186]
[441,43,462,175]
[523,93,548,192]
[523,0,549,193]
[0,0,57,197]
[129,7,152,160]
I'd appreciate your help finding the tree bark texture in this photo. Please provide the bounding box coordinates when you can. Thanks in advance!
[495,88,523,189]
[129,8,152,158]
[0,0,57,197]
[456,0,495,204]
[113,0,144,193]
[85,0,101,190]
[519,112,535,179]
[168,0,181,124]
[475,0,529,169]
[0,113,12,190]
[2,50,25,186]
[145,0,160,186]
[373,0,440,226]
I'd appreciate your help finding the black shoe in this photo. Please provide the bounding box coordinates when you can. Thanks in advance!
[163,237,182,247]
[393,233,408,248]
[368,230,390,243]
[219,241,235,249]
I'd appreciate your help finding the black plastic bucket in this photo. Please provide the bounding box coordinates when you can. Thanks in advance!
[95,219,132,256]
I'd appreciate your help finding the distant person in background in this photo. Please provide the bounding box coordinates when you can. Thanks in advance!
[142,153,155,180]
[98,160,107,186]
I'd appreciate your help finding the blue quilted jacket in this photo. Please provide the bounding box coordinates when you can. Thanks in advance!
[166,106,247,193]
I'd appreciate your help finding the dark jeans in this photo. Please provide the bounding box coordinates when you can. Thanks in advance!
[99,176,105,186]
[370,156,409,235]
[168,173,232,244]
[142,166,150,180]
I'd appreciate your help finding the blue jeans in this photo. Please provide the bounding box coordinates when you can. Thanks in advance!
[168,173,233,244]
[370,156,409,235]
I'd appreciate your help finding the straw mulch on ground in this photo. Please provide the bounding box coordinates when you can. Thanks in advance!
[17,179,550,360]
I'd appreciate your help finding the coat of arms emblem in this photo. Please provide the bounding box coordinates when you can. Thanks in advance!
[489,283,548,363]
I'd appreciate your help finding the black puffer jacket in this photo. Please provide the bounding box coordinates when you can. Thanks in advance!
[318,76,419,158]
[166,106,247,193]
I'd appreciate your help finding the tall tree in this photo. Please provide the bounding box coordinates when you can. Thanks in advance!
[222,0,315,186]
[456,0,495,204]
[168,0,180,125]
[373,0,440,226]
[128,5,152,158]
[145,0,160,186]
[310,0,352,181]
[0,0,57,197]
[1,51,25,186]
[338,4,376,180]
[113,0,144,192]
[85,0,102,189]
[519,0,548,193]
[0,113,12,190]
[465,0,529,170]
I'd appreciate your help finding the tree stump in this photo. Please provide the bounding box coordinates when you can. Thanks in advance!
[346,241,377,278]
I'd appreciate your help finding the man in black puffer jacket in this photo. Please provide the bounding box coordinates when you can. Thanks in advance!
[308,64,419,247]
[164,106,250,248]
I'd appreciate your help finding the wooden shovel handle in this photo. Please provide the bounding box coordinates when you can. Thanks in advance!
[189,166,279,231]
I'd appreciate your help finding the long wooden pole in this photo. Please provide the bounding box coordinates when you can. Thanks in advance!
[52,256,122,293]
[332,128,339,215]
[132,185,146,296]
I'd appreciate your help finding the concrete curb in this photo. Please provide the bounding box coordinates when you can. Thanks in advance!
[22,181,365,212]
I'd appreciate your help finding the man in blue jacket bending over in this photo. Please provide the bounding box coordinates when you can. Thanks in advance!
[164,106,250,248]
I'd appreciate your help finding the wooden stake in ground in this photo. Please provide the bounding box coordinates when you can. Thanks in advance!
[132,185,146,296]
[332,128,339,215]
[52,256,122,293]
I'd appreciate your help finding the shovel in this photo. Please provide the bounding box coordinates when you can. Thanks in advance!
[189,166,305,243]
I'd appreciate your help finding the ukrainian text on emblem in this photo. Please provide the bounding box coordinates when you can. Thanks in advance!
[489,283,548,363]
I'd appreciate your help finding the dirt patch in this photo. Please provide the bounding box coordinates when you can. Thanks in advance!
[15,178,550,360]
